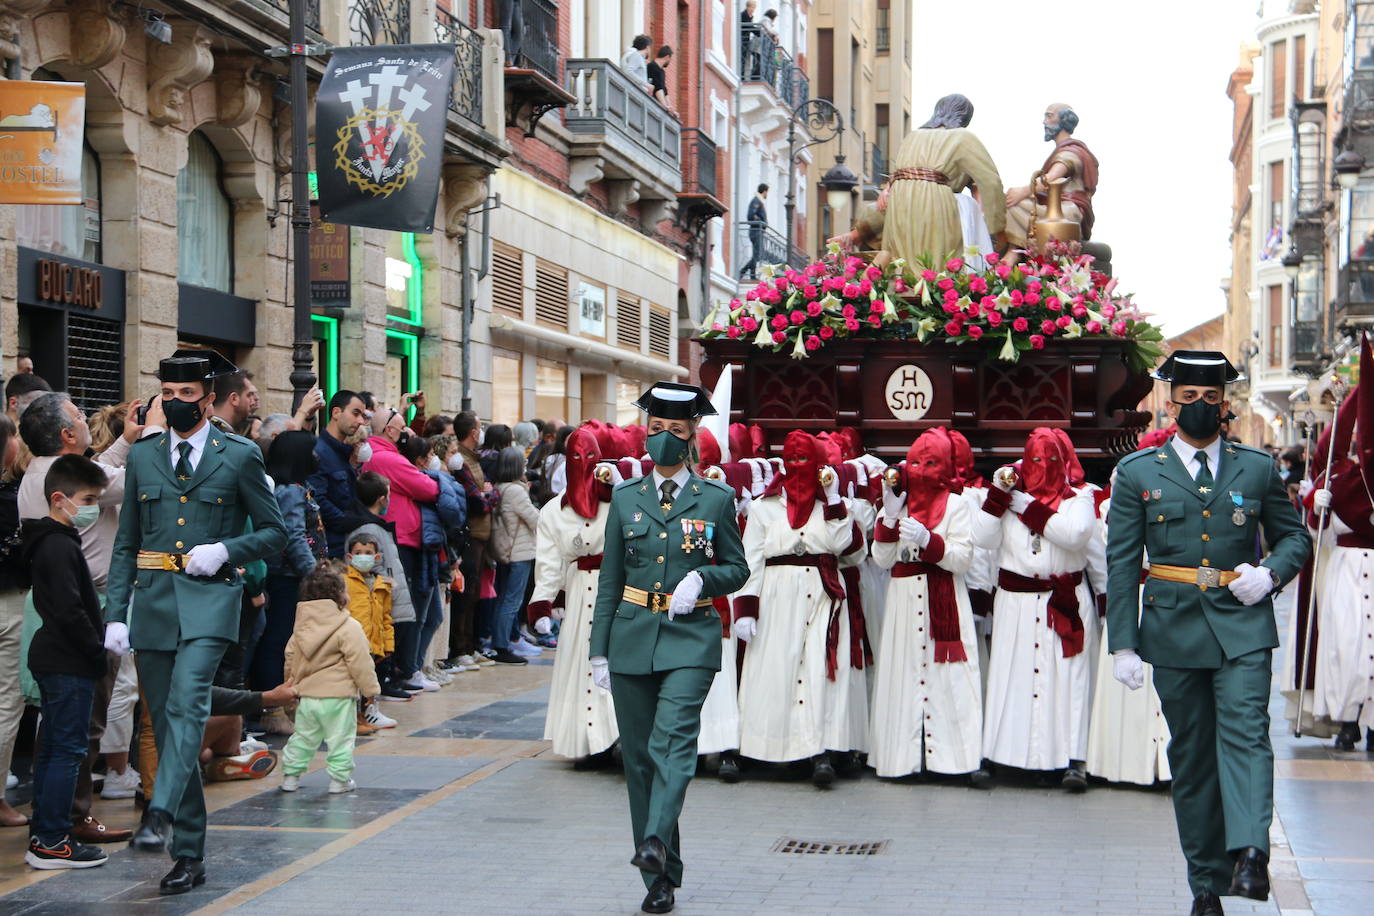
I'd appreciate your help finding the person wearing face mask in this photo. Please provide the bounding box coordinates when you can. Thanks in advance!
[733,430,867,789]
[104,350,286,895]
[1106,350,1310,916]
[972,427,1096,792]
[402,435,465,686]
[346,472,419,705]
[589,383,748,916]
[868,428,986,785]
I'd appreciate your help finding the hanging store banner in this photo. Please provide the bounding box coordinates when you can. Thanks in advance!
[0,81,85,204]
[309,204,351,308]
[315,45,454,233]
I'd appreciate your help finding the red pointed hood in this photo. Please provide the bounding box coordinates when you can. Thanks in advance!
[947,430,983,488]
[904,428,953,529]
[696,427,722,472]
[728,423,755,460]
[1050,428,1086,487]
[561,427,609,519]
[1022,427,1072,508]
[763,430,823,529]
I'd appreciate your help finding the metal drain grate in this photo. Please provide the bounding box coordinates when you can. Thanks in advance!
[771,838,889,856]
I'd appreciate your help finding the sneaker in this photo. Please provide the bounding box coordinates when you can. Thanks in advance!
[355,717,378,737]
[410,671,440,692]
[490,648,529,666]
[328,777,356,795]
[240,737,269,753]
[100,766,140,800]
[462,653,492,669]
[25,835,107,870]
[424,663,453,686]
[364,703,397,729]
[207,749,277,781]
[535,634,558,649]
[509,638,541,658]
[280,774,300,792]
[398,679,425,694]
[379,682,413,701]
[6,771,16,789]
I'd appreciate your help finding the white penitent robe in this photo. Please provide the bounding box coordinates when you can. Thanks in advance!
[974,491,1095,770]
[1085,499,1171,785]
[737,495,865,762]
[698,496,745,757]
[532,499,619,759]
[1311,513,1374,730]
[959,485,996,696]
[867,497,983,776]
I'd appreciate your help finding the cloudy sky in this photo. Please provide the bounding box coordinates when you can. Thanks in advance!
[912,0,1261,336]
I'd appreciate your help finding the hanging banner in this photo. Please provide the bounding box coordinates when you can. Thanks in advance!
[309,204,351,308]
[315,45,454,233]
[0,81,86,204]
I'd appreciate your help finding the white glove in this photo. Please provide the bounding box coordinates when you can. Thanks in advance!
[1228,562,1275,606]
[590,656,611,690]
[733,617,757,643]
[747,459,766,497]
[992,466,1017,492]
[735,492,752,518]
[185,542,230,577]
[596,462,624,487]
[858,454,888,477]
[899,516,931,549]
[1112,649,1145,691]
[881,478,905,520]
[104,622,130,657]
[668,570,703,620]
[1314,488,1332,510]
[822,470,841,505]
[1298,478,1315,501]
[533,616,552,636]
[1009,490,1034,514]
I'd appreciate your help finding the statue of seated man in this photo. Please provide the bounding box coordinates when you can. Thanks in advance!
[1005,103,1099,249]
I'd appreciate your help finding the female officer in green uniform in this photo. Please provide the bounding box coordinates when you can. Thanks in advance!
[589,382,750,915]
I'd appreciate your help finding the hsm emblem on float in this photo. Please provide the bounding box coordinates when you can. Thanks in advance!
[885,364,933,421]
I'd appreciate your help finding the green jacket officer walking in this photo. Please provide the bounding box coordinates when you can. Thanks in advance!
[104,350,285,895]
[1106,351,1310,916]
[589,383,749,915]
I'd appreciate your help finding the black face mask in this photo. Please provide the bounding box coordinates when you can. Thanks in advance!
[1172,399,1222,440]
[162,397,205,434]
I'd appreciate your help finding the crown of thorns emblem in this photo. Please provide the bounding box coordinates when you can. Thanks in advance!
[332,65,431,198]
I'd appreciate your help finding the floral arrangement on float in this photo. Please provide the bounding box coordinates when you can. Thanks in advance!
[698,240,1165,374]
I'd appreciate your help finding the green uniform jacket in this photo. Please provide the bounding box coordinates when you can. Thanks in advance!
[1106,438,1310,668]
[589,473,749,675]
[105,429,287,651]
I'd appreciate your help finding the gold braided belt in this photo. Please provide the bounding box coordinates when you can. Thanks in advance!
[1147,563,1240,591]
[890,167,951,186]
[622,586,713,614]
[136,550,193,572]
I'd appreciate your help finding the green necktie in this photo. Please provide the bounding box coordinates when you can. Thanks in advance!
[1195,451,1213,494]
[175,442,194,483]
[659,479,677,513]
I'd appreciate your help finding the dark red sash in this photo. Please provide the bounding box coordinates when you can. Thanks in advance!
[576,554,604,571]
[997,569,1086,658]
[892,561,967,663]
[766,554,846,679]
[839,566,874,671]
[1336,534,1374,550]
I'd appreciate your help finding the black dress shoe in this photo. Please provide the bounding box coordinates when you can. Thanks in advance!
[1367,728,1374,752]
[130,808,172,853]
[630,836,668,875]
[1229,846,1270,901]
[1335,722,1360,751]
[968,766,992,789]
[1189,890,1224,915]
[811,753,836,788]
[1061,762,1087,793]
[718,753,742,784]
[159,857,206,896]
[641,875,675,914]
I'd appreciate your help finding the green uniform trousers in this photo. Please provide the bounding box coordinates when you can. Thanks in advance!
[136,637,230,861]
[611,667,715,890]
[1152,649,1273,896]
[281,697,358,783]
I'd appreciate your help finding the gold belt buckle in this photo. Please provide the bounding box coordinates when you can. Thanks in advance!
[651,593,667,614]
[1195,567,1221,590]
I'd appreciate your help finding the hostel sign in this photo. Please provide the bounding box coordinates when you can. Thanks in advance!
[0,81,85,204]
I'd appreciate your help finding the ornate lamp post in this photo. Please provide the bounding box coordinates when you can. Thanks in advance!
[784,97,844,262]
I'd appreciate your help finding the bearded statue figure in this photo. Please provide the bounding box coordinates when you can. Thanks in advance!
[1004,103,1100,250]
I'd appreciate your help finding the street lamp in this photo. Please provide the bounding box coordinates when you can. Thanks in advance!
[784,97,844,265]
[1334,148,1366,190]
[1282,244,1302,279]
[821,156,859,215]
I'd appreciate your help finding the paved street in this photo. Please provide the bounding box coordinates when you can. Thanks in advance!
[0,594,1369,915]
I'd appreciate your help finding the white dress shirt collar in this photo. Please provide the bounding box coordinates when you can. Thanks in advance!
[170,421,213,469]
[1169,435,1223,479]
[651,466,690,494]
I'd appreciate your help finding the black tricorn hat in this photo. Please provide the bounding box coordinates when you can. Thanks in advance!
[158,347,238,383]
[1150,350,1244,387]
[633,382,716,420]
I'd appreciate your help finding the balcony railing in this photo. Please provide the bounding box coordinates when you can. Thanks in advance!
[777,61,809,112]
[876,26,890,52]
[349,0,410,45]
[264,0,322,33]
[508,0,560,83]
[1291,321,1324,369]
[681,127,718,200]
[566,59,681,185]
[435,6,484,126]
[737,221,807,276]
[870,142,886,183]
[1338,259,1374,321]
[739,24,806,111]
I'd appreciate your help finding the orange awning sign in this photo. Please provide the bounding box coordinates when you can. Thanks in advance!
[0,80,85,204]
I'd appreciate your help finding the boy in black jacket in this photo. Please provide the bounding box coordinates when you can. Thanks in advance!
[21,455,109,870]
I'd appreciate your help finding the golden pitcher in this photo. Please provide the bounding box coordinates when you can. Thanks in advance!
[1029,169,1081,253]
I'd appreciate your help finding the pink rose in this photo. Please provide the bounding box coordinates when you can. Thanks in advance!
[843,283,862,298]
[981,296,997,311]
[985,251,1001,265]
[824,276,844,292]
[859,279,873,295]
[741,316,759,332]
[867,265,883,280]
[1041,319,1057,334]
[995,263,1012,279]
[845,256,865,271]
[845,318,861,332]
[967,325,984,339]
[937,278,955,291]
[729,298,742,309]
[842,304,857,319]
[943,288,959,303]
[893,278,909,293]
[805,335,821,351]
[867,314,883,327]
[711,322,724,331]
[986,310,1003,327]
[944,320,963,336]
[1024,291,1041,306]
[965,301,981,317]
[1056,315,1073,329]
[790,310,806,326]
[1010,290,1024,306]
[1071,304,1088,319]
[819,325,835,339]
[969,276,989,294]
[1111,320,1128,336]
[943,302,961,316]
[945,258,965,272]
[1101,303,1117,319]
[870,300,886,314]
[921,269,937,282]
[806,301,823,317]
[1026,279,1042,293]
[746,289,760,301]
[1085,320,1103,334]
[726,325,742,339]
[1030,334,1045,349]
[775,277,790,292]
[1013,317,1029,332]
[770,314,788,330]
[1045,296,1061,312]
[772,330,787,343]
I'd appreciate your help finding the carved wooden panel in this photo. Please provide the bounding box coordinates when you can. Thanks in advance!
[982,362,1070,422]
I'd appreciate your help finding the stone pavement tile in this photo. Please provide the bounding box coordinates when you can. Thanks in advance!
[410,699,548,740]
[1299,878,1374,916]
[1275,778,1374,861]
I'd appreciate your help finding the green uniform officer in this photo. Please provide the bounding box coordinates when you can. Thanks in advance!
[589,382,749,915]
[104,350,286,895]
[1106,351,1310,916]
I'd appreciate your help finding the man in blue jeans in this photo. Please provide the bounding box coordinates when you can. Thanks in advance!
[21,455,112,869]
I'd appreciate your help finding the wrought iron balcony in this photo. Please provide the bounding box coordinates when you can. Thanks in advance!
[870,143,887,183]
[736,221,807,277]
[1290,321,1326,375]
[349,0,410,45]
[1340,69,1374,163]
[1337,259,1374,324]
[739,25,806,111]
[499,0,571,136]
[435,6,483,127]
[566,59,682,207]
[678,127,727,230]
[233,0,322,39]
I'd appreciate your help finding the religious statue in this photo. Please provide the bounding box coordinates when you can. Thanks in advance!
[1005,103,1099,250]
[832,94,1007,265]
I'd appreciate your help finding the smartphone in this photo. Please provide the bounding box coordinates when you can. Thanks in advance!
[136,392,156,425]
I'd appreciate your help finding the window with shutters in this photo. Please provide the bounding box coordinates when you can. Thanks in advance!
[1269,39,1286,119]
[492,241,524,317]
[648,305,673,358]
[617,294,643,351]
[534,259,570,329]
[1267,285,1284,368]
[1294,35,1306,100]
